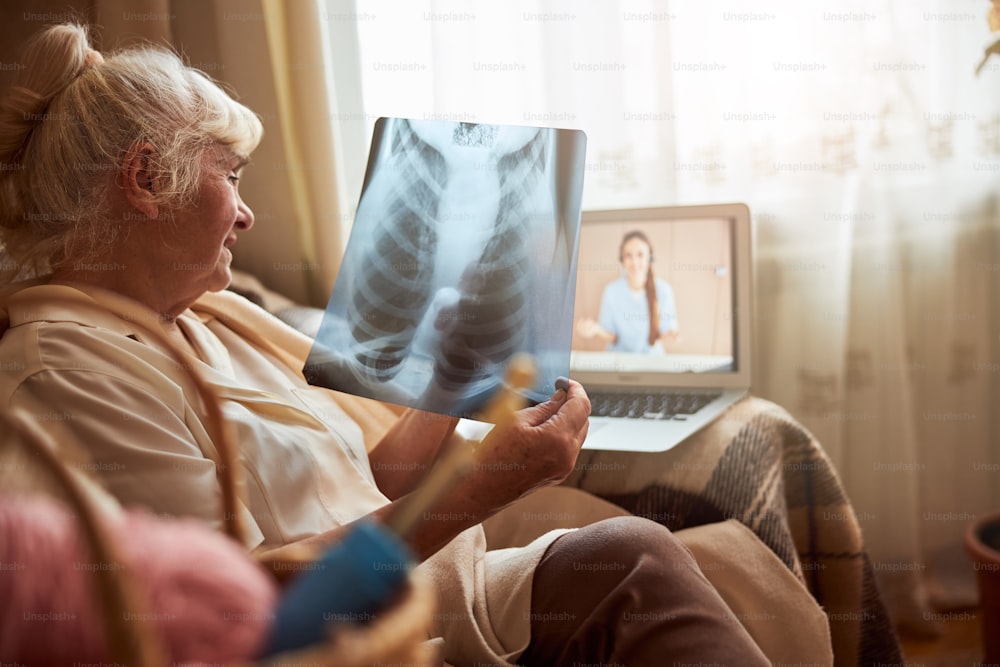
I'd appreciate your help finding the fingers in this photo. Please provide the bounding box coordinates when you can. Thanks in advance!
[529,380,590,481]
[519,378,590,429]
[519,389,566,426]
[475,379,591,494]
[559,379,591,420]
[560,380,591,444]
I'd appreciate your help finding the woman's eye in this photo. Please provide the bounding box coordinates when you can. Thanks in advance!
[228,174,240,184]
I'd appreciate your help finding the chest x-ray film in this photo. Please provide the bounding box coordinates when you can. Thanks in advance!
[304,118,587,418]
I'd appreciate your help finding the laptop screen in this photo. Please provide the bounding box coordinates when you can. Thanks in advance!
[570,204,752,388]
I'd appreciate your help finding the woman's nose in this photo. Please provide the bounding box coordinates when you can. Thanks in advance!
[236,198,255,231]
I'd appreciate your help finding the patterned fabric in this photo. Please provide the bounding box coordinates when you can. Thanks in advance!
[563,395,904,667]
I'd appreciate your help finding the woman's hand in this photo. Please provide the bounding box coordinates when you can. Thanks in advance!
[473,379,590,504]
[364,380,590,561]
[575,317,615,345]
[575,317,601,338]
[659,328,682,346]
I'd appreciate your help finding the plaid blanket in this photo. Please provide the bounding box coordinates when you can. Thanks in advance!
[563,396,904,667]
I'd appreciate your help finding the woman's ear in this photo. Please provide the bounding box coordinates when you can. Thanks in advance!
[120,142,159,220]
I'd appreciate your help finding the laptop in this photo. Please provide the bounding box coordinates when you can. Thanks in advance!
[570,203,753,452]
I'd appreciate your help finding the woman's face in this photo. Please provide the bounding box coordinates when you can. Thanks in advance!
[160,145,254,297]
[621,236,651,288]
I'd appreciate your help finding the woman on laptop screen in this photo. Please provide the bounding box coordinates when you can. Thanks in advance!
[576,230,681,354]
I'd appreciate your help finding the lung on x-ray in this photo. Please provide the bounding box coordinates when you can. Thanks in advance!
[304,117,587,418]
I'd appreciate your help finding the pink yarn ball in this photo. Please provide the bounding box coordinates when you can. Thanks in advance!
[0,496,278,665]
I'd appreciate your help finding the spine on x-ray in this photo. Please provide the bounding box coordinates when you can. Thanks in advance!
[348,120,447,381]
[432,130,547,391]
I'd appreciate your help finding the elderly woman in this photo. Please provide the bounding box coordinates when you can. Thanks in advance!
[0,24,770,667]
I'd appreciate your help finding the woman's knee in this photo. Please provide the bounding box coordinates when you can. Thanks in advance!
[545,516,693,570]
[534,516,700,599]
[522,516,770,667]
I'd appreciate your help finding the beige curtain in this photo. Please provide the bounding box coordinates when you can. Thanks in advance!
[92,0,353,306]
[656,2,1000,635]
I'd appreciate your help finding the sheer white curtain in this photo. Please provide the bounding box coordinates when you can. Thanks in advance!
[331,0,1000,634]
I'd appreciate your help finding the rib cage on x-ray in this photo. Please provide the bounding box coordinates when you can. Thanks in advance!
[431,130,546,392]
[309,116,587,417]
[347,120,447,381]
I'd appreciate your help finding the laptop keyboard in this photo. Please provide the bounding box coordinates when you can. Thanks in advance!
[589,390,722,420]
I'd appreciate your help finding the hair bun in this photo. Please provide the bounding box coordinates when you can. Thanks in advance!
[0,23,95,167]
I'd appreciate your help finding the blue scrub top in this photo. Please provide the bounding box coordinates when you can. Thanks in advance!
[598,276,678,353]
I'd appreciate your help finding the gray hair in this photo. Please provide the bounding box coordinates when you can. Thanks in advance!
[0,23,263,278]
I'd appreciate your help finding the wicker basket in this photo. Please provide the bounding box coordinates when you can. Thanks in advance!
[0,290,438,667]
